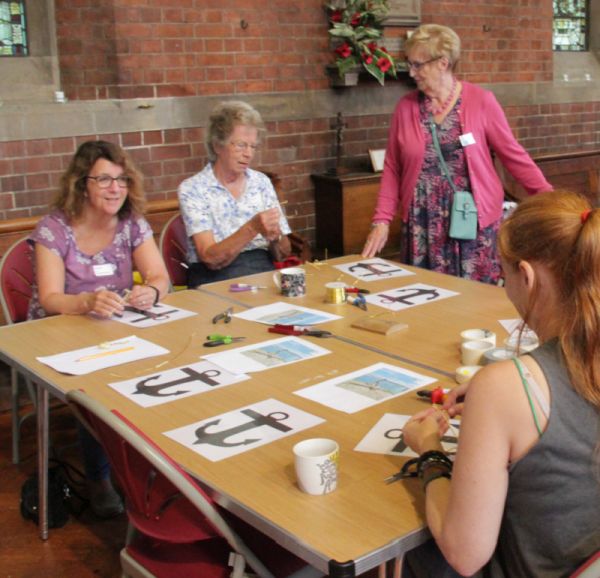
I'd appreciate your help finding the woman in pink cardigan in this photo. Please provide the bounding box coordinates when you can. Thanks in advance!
[362,24,551,284]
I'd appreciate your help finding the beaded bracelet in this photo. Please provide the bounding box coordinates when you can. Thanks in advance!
[416,450,453,479]
[147,285,160,306]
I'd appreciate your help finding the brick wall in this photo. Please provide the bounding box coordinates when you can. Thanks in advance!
[1,0,598,245]
[54,0,553,100]
[0,113,390,234]
[2,101,599,240]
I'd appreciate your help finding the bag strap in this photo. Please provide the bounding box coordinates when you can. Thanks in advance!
[429,117,458,195]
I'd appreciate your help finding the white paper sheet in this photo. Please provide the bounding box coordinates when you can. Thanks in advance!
[333,258,415,282]
[107,360,249,407]
[202,336,331,374]
[112,302,196,328]
[354,413,459,457]
[365,283,459,312]
[233,301,341,326]
[295,362,436,413]
[164,398,325,461]
[36,335,169,376]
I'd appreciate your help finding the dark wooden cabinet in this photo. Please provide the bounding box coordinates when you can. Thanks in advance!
[311,172,402,257]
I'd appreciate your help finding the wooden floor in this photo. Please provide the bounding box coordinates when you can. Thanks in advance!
[0,362,125,577]
[0,362,383,578]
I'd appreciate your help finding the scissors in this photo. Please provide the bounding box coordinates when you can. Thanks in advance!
[212,307,233,324]
[203,334,246,347]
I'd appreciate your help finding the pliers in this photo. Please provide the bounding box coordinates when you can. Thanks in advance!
[268,324,333,338]
[347,293,368,311]
[203,334,246,347]
[212,307,233,324]
[344,287,370,294]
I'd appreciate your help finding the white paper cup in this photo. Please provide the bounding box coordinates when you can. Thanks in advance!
[460,328,496,347]
[293,438,339,495]
[461,340,495,366]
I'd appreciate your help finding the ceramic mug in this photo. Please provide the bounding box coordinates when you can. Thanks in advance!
[293,438,339,495]
[273,267,306,297]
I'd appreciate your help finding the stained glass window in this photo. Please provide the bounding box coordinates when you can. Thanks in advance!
[0,1,28,56]
[553,0,588,51]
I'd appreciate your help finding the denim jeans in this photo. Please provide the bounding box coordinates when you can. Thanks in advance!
[187,248,274,288]
[78,422,110,482]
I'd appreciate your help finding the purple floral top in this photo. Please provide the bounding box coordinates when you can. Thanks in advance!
[27,210,152,319]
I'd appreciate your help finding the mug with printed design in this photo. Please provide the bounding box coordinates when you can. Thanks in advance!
[273,267,306,297]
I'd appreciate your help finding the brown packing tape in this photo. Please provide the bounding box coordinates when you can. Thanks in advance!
[351,315,408,335]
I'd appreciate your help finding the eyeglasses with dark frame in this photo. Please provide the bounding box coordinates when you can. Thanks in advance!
[406,56,442,71]
[86,175,131,189]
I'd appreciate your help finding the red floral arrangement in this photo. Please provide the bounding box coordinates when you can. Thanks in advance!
[326,0,397,85]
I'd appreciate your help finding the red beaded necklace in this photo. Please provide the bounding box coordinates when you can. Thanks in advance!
[426,76,457,116]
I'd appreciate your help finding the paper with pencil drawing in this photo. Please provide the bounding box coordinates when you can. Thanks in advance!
[334,258,415,282]
[164,398,325,462]
[108,360,250,407]
[36,335,169,376]
[355,413,460,457]
[111,302,196,328]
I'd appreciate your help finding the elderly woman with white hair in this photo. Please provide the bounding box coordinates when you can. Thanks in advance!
[362,24,551,284]
[178,100,291,288]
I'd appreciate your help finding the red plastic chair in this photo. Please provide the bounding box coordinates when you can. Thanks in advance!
[570,551,600,578]
[67,389,324,578]
[0,236,37,464]
[158,213,188,290]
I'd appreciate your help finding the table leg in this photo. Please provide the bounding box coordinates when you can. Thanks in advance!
[37,384,49,540]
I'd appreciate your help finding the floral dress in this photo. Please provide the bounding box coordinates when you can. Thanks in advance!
[400,96,501,284]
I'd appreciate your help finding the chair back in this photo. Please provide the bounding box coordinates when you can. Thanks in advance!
[159,213,188,288]
[0,237,34,324]
[66,389,276,578]
[570,551,600,578]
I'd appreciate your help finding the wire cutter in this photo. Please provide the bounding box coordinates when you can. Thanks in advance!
[347,293,368,311]
[212,307,233,324]
[203,334,246,347]
[268,324,333,338]
[344,287,370,294]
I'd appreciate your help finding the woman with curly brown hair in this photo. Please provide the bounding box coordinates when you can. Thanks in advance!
[27,140,169,518]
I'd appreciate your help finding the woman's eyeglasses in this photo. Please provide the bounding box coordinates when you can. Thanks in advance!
[86,175,131,189]
[406,56,441,71]
[230,140,260,152]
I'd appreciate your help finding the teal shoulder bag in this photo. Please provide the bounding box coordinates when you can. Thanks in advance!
[429,118,478,241]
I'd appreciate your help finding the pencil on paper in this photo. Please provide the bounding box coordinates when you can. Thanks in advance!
[76,346,135,362]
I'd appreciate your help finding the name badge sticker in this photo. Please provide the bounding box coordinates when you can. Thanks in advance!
[459,132,476,147]
[93,263,115,277]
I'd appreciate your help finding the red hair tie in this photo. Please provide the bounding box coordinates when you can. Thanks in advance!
[581,209,592,224]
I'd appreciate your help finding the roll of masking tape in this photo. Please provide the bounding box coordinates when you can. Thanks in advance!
[454,365,483,384]
[503,333,539,353]
[460,328,496,347]
[461,339,495,366]
[324,282,346,304]
[482,347,517,364]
